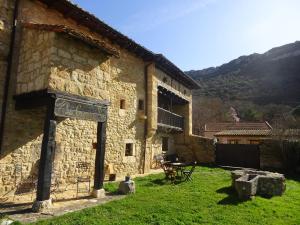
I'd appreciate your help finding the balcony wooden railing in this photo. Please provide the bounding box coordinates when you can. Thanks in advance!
[157,107,184,131]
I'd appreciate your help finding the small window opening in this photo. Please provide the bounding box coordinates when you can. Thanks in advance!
[183,89,187,95]
[163,77,168,83]
[250,140,260,145]
[120,99,126,109]
[125,143,133,156]
[228,140,239,144]
[138,99,144,110]
[162,137,169,152]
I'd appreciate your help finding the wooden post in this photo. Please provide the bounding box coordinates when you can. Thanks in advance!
[94,121,107,190]
[36,97,56,201]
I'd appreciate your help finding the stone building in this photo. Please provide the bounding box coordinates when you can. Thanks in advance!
[0,0,201,210]
[204,122,272,144]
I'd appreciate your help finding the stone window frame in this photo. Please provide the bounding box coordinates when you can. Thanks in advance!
[138,99,144,111]
[124,139,136,157]
[120,99,126,110]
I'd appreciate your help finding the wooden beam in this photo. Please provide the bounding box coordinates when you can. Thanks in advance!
[94,120,107,190]
[36,97,56,201]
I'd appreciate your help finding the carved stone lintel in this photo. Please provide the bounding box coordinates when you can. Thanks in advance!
[54,97,107,122]
[32,199,52,212]
[92,188,106,198]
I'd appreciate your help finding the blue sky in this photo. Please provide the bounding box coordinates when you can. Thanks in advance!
[72,0,300,71]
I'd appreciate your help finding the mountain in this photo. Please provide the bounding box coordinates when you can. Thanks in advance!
[187,41,300,106]
[187,41,300,128]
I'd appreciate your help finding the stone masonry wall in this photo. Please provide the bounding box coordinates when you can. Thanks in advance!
[47,33,147,179]
[174,135,215,164]
[0,0,196,202]
[0,0,48,202]
[53,118,97,191]
[16,28,53,94]
[0,0,147,201]
[0,107,45,200]
[0,0,15,122]
[217,135,267,144]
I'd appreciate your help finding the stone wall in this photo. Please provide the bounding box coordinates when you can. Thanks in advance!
[16,28,53,94]
[0,0,48,202]
[149,133,175,168]
[217,135,267,144]
[0,0,196,203]
[53,118,97,190]
[0,0,148,201]
[0,0,15,121]
[47,32,147,178]
[0,107,45,199]
[174,135,215,163]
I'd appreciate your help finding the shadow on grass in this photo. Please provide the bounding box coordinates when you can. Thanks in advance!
[286,173,300,182]
[143,177,187,187]
[106,190,121,196]
[216,186,244,205]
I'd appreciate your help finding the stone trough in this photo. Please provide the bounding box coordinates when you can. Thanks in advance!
[231,169,286,200]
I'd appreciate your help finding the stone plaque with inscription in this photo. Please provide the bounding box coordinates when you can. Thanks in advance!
[54,98,107,122]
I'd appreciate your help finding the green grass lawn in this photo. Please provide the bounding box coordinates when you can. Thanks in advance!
[31,167,300,225]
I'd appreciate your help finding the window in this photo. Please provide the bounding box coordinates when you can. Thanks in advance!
[120,99,126,109]
[183,89,187,95]
[250,140,260,144]
[228,140,239,144]
[138,99,144,110]
[125,143,133,156]
[162,137,169,152]
[163,77,168,83]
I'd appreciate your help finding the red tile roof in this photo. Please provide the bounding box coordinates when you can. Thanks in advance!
[215,129,271,136]
[205,122,272,132]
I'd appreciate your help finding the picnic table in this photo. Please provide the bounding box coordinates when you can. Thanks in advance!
[162,161,197,182]
[164,162,188,180]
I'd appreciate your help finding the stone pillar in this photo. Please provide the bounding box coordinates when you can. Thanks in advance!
[146,63,157,137]
[92,121,107,198]
[185,102,193,137]
[32,98,56,212]
[144,138,153,173]
[144,63,157,173]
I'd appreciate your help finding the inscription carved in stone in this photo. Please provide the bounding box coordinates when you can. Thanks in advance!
[54,98,107,122]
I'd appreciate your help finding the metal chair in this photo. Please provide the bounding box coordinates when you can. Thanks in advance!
[76,162,91,197]
[50,172,67,200]
[13,164,37,201]
[154,154,165,168]
[182,162,197,181]
[160,161,176,181]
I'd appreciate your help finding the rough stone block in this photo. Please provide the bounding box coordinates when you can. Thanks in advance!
[32,199,52,213]
[232,169,285,200]
[92,188,106,198]
[118,177,135,195]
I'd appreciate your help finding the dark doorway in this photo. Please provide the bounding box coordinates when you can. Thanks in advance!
[162,137,169,152]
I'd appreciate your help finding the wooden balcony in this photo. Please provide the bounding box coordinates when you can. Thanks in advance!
[157,107,184,132]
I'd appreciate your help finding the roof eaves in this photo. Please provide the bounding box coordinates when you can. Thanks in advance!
[23,23,120,57]
[155,54,200,89]
[37,0,198,89]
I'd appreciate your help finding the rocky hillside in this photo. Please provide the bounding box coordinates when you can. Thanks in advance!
[187,41,300,106]
[187,41,300,128]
